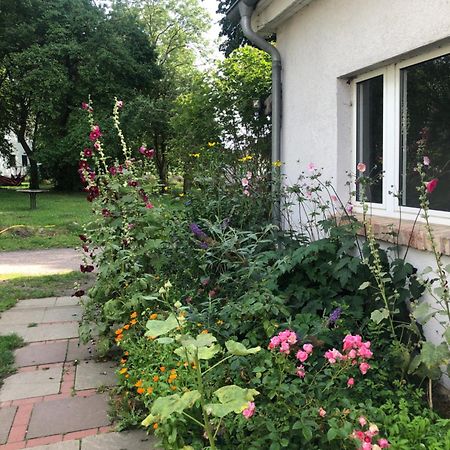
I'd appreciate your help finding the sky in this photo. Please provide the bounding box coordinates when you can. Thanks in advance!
[198,0,225,65]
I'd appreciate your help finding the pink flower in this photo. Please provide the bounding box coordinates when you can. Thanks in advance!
[145,202,154,209]
[324,348,343,364]
[89,125,102,142]
[280,341,290,354]
[426,178,438,194]
[359,362,370,375]
[108,166,117,176]
[377,438,390,448]
[116,100,123,109]
[348,349,357,359]
[287,331,297,345]
[296,365,306,378]
[246,171,253,179]
[347,377,355,388]
[243,189,250,197]
[346,204,354,213]
[358,346,373,359]
[307,162,317,172]
[241,178,249,187]
[423,156,430,166]
[359,416,367,427]
[318,407,326,417]
[242,401,255,419]
[269,336,280,349]
[83,148,93,158]
[353,430,365,442]
[94,142,100,150]
[362,443,372,450]
[81,102,89,110]
[296,350,309,363]
[331,195,338,202]
[306,190,312,198]
[139,146,147,155]
[357,162,366,173]
[368,424,379,435]
[343,334,362,351]
[303,343,313,354]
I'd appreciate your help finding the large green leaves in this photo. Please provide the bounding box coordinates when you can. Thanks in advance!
[145,314,178,338]
[225,340,261,356]
[142,390,201,426]
[205,385,259,418]
[174,334,221,361]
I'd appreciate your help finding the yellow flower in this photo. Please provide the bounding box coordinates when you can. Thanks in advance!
[272,160,282,167]
[149,313,158,320]
[216,320,224,325]
[190,153,200,158]
[135,380,143,388]
[170,369,176,375]
[130,312,138,319]
[164,186,168,191]
[179,193,184,197]
[170,385,177,391]
[207,142,216,147]
[238,155,253,162]
[201,329,209,334]
[119,367,128,375]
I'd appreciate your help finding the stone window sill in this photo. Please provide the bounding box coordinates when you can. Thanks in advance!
[354,215,450,256]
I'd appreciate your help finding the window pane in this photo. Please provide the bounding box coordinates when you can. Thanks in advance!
[400,54,450,212]
[356,75,383,203]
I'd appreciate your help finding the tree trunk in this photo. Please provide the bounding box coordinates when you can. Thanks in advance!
[28,158,39,189]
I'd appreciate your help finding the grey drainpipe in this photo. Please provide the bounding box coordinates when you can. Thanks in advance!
[238,1,282,228]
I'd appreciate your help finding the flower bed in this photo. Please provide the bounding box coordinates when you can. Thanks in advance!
[77,101,450,449]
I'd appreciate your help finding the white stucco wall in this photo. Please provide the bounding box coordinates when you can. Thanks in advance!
[0,133,29,177]
[273,0,450,194]
[261,0,450,387]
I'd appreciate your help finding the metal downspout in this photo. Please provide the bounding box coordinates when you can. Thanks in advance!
[238,1,282,228]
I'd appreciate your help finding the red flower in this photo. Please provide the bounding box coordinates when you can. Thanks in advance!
[83,148,93,158]
[89,125,102,142]
[80,265,94,273]
[426,178,438,194]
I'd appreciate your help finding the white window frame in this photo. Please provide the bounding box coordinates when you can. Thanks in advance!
[352,45,450,226]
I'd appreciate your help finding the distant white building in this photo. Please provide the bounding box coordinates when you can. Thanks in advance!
[0,133,29,177]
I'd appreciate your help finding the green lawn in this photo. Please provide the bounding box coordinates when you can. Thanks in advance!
[0,188,91,251]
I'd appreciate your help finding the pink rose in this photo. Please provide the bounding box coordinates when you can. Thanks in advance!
[241,178,249,187]
[359,362,370,375]
[242,401,255,419]
[296,350,309,363]
[378,438,390,448]
[269,336,280,349]
[347,377,355,388]
[296,365,306,378]
[318,407,326,417]
[359,416,367,427]
[303,343,313,354]
[280,341,290,354]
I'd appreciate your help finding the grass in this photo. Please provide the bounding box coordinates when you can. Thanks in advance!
[0,334,24,387]
[0,271,93,312]
[0,188,92,251]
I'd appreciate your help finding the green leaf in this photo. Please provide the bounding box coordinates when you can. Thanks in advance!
[156,337,175,344]
[327,428,338,441]
[412,302,433,324]
[145,314,178,338]
[205,385,259,418]
[370,308,390,324]
[225,340,261,356]
[142,390,201,425]
[419,342,450,369]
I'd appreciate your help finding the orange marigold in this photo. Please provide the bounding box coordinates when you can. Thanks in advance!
[153,423,159,430]
[137,387,145,395]
[123,324,130,330]
[147,387,154,394]
[153,375,159,382]
[115,328,123,335]
[135,380,143,388]
[130,312,138,319]
[149,313,158,320]
[160,366,166,372]
[130,319,137,326]
[170,385,177,391]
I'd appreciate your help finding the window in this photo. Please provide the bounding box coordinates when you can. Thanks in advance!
[21,155,28,167]
[354,47,450,222]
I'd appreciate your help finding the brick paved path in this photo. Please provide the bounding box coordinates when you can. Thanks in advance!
[0,296,158,450]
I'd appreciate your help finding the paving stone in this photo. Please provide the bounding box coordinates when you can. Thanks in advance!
[27,394,110,438]
[14,298,57,309]
[54,297,82,307]
[14,341,68,367]
[75,361,117,391]
[66,340,96,362]
[0,322,79,342]
[0,308,46,325]
[0,367,62,402]
[42,306,83,323]
[30,441,80,450]
[81,431,158,450]
[0,406,17,444]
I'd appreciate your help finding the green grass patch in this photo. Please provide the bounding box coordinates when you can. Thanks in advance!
[0,271,92,312]
[0,188,91,251]
[0,334,24,387]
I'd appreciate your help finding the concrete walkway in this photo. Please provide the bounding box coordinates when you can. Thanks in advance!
[0,294,159,449]
[0,249,82,277]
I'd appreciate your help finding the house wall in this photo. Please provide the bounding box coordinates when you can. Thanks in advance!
[268,0,450,387]
[0,133,29,177]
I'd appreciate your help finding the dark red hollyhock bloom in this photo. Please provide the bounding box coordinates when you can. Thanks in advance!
[80,264,94,273]
[108,166,117,176]
[102,208,111,217]
[82,244,89,252]
[83,148,93,158]
[79,234,88,242]
[86,186,100,202]
[79,160,89,170]
[72,289,85,297]
[426,178,438,194]
[127,180,139,187]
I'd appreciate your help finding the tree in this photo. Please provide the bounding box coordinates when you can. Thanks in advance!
[217,0,250,56]
[0,0,160,189]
